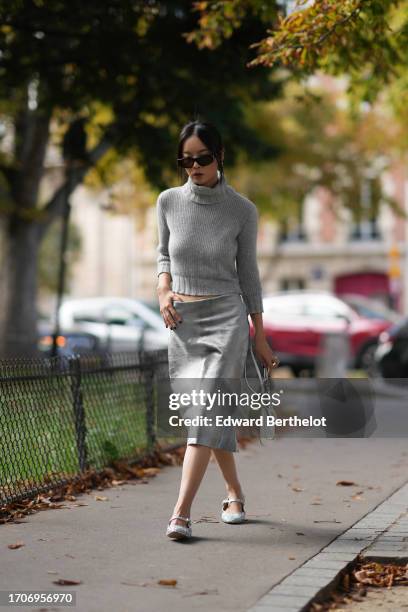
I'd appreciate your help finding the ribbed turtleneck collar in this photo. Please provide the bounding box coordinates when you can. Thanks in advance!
[182,170,228,205]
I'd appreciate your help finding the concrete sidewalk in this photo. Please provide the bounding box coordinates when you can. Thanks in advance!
[1,438,408,612]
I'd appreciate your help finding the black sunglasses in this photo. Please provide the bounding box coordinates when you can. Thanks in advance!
[177,153,215,168]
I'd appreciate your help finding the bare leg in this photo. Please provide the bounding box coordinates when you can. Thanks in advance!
[211,448,244,514]
[169,444,212,528]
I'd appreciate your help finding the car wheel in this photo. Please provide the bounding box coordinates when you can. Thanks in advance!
[291,365,313,377]
[358,342,379,376]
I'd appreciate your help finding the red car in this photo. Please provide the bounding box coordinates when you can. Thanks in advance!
[250,291,393,376]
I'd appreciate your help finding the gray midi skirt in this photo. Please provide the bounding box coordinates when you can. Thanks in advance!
[168,293,250,452]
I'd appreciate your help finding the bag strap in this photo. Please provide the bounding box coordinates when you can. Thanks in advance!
[243,332,276,443]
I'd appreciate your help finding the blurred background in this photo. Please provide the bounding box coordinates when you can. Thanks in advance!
[1,0,408,380]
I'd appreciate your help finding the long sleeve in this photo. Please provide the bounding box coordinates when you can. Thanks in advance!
[236,205,264,314]
[156,193,172,277]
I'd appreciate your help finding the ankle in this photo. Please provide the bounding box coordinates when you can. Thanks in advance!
[173,506,191,518]
[226,486,243,499]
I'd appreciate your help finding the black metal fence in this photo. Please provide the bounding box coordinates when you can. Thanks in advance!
[0,349,169,506]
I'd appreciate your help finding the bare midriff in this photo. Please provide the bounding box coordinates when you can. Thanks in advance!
[172,292,221,302]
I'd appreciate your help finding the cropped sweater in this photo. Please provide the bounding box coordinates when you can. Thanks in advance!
[155,172,264,314]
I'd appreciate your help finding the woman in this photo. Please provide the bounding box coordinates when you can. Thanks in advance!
[156,120,279,540]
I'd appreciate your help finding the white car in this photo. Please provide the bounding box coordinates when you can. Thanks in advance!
[56,297,169,352]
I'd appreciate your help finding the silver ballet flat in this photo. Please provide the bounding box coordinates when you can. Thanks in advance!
[221,494,246,524]
[166,515,192,539]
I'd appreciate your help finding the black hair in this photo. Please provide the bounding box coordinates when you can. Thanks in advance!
[177,119,225,184]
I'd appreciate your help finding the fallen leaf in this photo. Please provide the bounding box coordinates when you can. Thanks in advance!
[158,579,177,586]
[182,588,219,597]
[8,541,25,549]
[53,579,82,586]
[336,480,357,486]
[140,468,161,477]
[94,496,108,501]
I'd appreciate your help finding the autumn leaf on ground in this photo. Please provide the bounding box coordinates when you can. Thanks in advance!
[336,480,357,486]
[53,579,82,585]
[140,467,161,476]
[8,541,25,549]
[351,493,364,500]
[353,561,408,587]
[182,588,219,597]
[158,579,177,586]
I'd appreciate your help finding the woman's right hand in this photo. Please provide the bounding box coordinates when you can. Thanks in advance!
[157,286,183,330]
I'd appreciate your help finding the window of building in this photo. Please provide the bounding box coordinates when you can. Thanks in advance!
[280,278,306,291]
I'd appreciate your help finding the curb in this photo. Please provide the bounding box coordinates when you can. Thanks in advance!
[247,480,408,611]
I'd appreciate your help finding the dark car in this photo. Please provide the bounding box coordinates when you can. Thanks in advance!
[253,291,393,376]
[373,319,408,380]
[38,325,102,358]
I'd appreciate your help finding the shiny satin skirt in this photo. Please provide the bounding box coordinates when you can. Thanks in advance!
[168,293,250,452]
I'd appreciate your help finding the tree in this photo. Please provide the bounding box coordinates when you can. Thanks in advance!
[185,0,408,104]
[227,79,405,225]
[0,0,284,357]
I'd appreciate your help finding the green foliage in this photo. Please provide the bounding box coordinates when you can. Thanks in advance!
[187,0,408,107]
[229,79,406,222]
[0,1,283,193]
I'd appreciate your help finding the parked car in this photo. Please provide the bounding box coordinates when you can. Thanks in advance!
[55,297,168,352]
[38,323,102,358]
[257,291,393,376]
[373,318,408,380]
[140,299,161,315]
[340,293,403,325]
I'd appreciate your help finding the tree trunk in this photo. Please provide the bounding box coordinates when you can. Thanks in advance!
[0,99,120,357]
[0,219,41,358]
[0,88,51,358]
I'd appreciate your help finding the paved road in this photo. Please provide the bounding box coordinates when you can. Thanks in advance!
[1,437,408,612]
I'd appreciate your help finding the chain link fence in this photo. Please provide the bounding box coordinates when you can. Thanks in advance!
[0,349,169,506]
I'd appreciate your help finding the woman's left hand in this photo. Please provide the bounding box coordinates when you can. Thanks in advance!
[254,334,280,376]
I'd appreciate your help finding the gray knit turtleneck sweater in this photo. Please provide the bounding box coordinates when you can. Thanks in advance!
[156,172,264,314]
